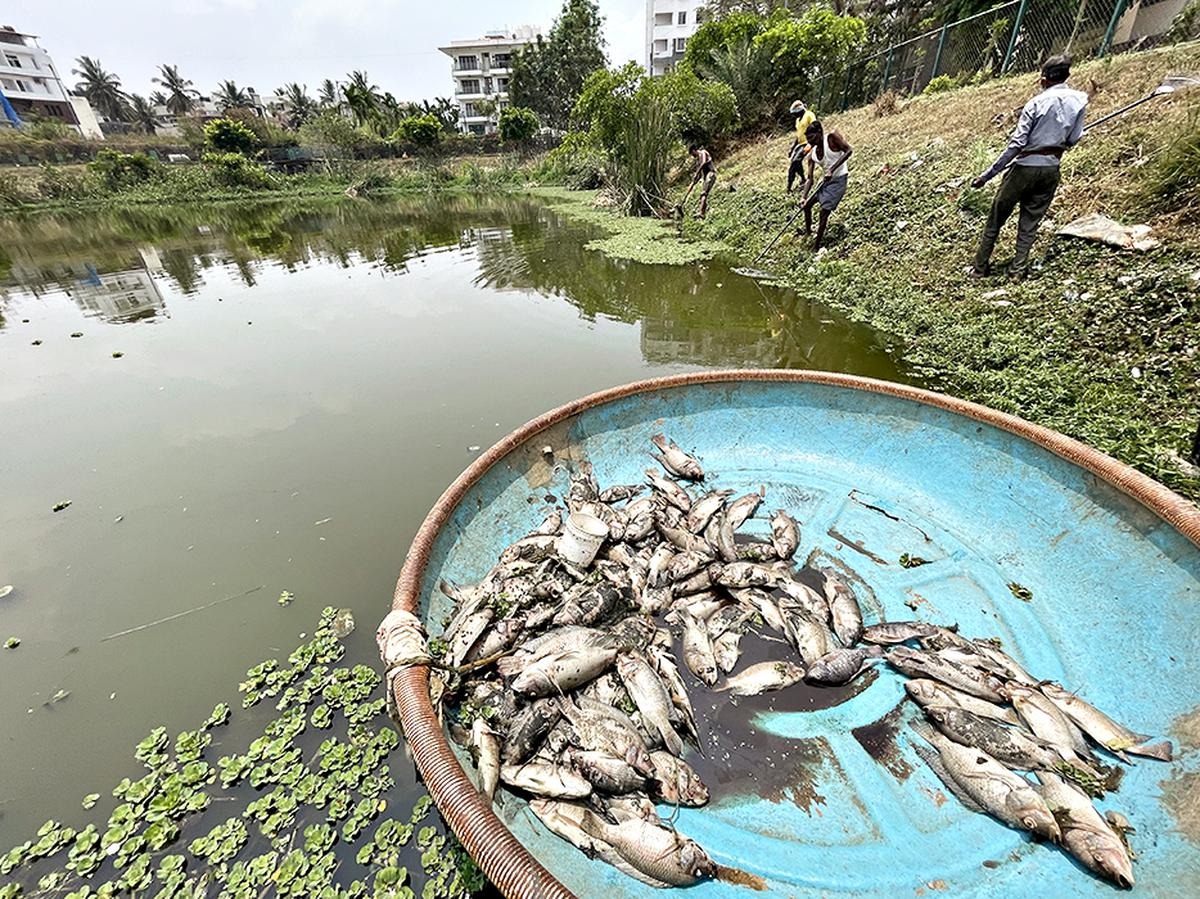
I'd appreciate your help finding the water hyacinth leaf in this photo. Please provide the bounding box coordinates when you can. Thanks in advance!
[3,636,19,649]
[278,590,294,606]
[82,793,101,810]
[203,702,231,729]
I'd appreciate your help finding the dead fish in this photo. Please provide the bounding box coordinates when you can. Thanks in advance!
[470,718,501,801]
[776,578,830,623]
[969,638,1038,686]
[501,761,591,799]
[502,699,561,765]
[645,469,692,512]
[716,661,806,695]
[648,751,709,806]
[724,491,763,530]
[529,508,564,537]
[567,462,600,510]
[710,561,776,589]
[911,720,1060,843]
[1104,810,1138,861]
[1005,683,1101,766]
[666,549,712,583]
[712,628,744,674]
[623,497,657,542]
[1040,682,1172,762]
[558,698,655,776]
[686,490,733,533]
[732,587,787,635]
[528,800,671,889]
[646,544,677,587]
[447,607,494,666]
[600,484,644,504]
[658,522,710,555]
[499,534,559,565]
[1037,772,1135,889]
[650,433,704,481]
[769,509,800,560]
[822,571,864,647]
[680,611,719,686]
[904,679,1021,726]
[580,811,716,886]
[886,646,1006,702]
[511,645,619,697]
[647,645,700,745]
[805,647,876,686]
[671,566,715,597]
[616,653,684,757]
[925,706,1066,773]
[464,611,527,663]
[570,749,647,794]
[862,621,942,645]
[782,608,836,666]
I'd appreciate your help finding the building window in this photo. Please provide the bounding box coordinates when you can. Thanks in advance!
[4,53,21,67]
[463,103,476,117]
[483,77,493,93]
[673,37,687,54]
[677,11,687,24]
[460,79,480,94]
[497,78,508,92]
[493,53,511,68]
[1,78,13,90]
[456,55,478,70]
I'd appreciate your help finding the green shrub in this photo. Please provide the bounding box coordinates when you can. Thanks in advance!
[923,75,959,96]
[23,116,75,140]
[203,118,257,155]
[201,151,275,189]
[649,66,738,144]
[346,162,392,195]
[299,111,367,152]
[390,113,441,148]
[36,163,94,200]
[540,131,605,189]
[88,148,159,190]
[1145,109,1200,208]
[498,106,540,143]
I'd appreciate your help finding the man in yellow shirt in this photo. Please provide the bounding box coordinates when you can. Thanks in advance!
[786,100,816,194]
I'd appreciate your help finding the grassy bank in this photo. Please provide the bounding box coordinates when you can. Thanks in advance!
[0,154,540,214]
[683,42,1200,500]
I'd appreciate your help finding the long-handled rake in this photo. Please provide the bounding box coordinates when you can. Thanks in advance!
[1083,73,1200,133]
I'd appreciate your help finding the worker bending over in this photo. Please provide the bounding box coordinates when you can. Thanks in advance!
[687,145,718,219]
[799,120,852,251]
[971,55,1088,277]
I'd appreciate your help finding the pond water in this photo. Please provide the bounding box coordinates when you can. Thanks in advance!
[0,193,902,849]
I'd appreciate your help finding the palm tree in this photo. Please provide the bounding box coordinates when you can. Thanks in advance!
[274,83,315,128]
[318,79,340,108]
[125,94,159,134]
[149,90,168,108]
[699,39,773,125]
[214,80,251,111]
[71,56,128,121]
[343,85,379,128]
[153,64,199,115]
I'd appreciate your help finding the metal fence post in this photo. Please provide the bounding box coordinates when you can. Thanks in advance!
[1001,0,1029,74]
[1099,0,1130,57]
[881,46,895,92]
[931,25,949,79]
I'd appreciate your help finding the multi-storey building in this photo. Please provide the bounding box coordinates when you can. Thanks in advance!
[0,25,102,137]
[438,27,535,135]
[644,0,706,76]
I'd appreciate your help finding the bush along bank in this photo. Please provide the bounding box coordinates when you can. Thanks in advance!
[683,44,1200,501]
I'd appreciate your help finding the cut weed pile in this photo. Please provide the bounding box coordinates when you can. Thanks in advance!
[687,43,1200,500]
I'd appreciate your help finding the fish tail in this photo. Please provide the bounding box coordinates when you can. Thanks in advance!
[1128,739,1173,762]
[650,433,666,450]
[909,718,937,744]
[661,724,685,757]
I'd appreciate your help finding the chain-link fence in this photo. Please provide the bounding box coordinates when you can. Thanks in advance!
[812,0,1186,113]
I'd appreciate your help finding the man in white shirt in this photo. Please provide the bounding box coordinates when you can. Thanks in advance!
[971,56,1088,276]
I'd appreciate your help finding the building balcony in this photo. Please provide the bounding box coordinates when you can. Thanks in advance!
[453,65,482,74]
[455,90,485,99]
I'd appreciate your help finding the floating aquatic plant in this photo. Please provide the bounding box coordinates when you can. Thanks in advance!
[0,607,484,897]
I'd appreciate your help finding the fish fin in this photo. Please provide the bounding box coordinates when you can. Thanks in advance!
[912,742,986,814]
[661,724,685,757]
[650,433,666,450]
[1127,739,1172,762]
[909,718,939,745]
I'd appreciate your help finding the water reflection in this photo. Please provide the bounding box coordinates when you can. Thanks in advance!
[0,195,899,376]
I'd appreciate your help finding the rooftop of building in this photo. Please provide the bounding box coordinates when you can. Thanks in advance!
[438,26,538,54]
[0,25,38,46]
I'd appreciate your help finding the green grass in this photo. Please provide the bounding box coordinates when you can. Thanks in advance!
[683,42,1200,500]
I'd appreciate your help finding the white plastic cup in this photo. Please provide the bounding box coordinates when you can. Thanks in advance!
[557,512,609,567]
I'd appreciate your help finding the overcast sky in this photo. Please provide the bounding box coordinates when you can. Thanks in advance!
[7,0,647,102]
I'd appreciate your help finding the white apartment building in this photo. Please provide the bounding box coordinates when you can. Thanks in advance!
[438,27,535,135]
[0,25,102,137]
[645,0,706,76]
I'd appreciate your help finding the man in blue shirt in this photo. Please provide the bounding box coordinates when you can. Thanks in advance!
[971,56,1088,276]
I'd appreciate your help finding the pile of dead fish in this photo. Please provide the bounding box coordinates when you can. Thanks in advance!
[428,434,1171,890]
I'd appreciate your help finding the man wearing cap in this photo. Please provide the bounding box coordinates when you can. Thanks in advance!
[786,100,817,194]
[970,55,1088,276]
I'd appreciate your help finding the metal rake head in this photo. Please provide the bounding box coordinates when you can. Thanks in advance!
[1153,74,1200,96]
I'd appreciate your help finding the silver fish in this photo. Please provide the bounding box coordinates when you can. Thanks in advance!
[511,645,619,697]
[647,645,699,745]
[862,621,942,644]
[470,718,501,801]
[769,509,800,560]
[711,561,776,589]
[686,490,733,533]
[666,549,712,583]
[499,534,559,565]
[528,508,564,537]
[680,611,719,686]
[580,811,717,886]
[925,705,1066,773]
[567,462,600,511]
[887,646,1006,702]
[528,800,671,889]
[904,679,1021,726]
[646,544,676,587]
[1037,772,1135,889]
[1040,682,1172,762]
[623,497,657,542]
[911,720,1060,843]
[658,522,710,554]
[616,653,685,757]
[557,698,654,776]
[1005,683,1100,767]
[650,433,704,481]
[805,647,875,685]
[733,587,787,635]
[570,749,647,794]
[716,660,806,695]
[783,608,835,666]
[645,469,692,512]
[822,571,864,647]
[501,761,592,799]
[724,491,763,530]
[600,484,644,504]
[648,751,709,806]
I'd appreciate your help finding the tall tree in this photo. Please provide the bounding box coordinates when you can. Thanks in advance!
[71,56,128,121]
[510,0,606,129]
[126,93,159,133]
[153,64,199,115]
[275,83,316,128]
[215,80,251,111]
[342,71,380,127]
[318,79,340,107]
[149,90,169,108]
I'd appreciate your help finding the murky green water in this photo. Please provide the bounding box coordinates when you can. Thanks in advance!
[0,193,901,845]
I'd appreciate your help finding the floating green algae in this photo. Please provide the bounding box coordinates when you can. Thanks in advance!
[0,607,484,898]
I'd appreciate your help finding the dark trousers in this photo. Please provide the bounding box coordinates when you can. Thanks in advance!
[974,164,1061,271]
[787,155,805,192]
